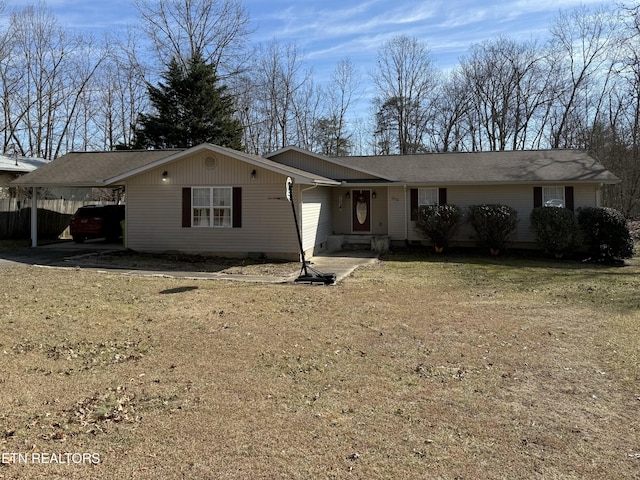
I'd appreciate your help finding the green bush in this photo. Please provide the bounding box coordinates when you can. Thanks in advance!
[529,207,579,258]
[467,204,518,254]
[576,207,634,260]
[414,205,462,251]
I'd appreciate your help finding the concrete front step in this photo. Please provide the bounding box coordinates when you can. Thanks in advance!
[327,234,390,253]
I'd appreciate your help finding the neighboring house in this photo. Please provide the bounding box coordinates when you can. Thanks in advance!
[0,153,94,201]
[11,144,620,258]
[0,154,48,199]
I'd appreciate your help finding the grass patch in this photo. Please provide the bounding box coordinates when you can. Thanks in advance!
[0,252,638,479]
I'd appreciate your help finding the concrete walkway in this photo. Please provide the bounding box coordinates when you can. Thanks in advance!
[300,251,380,284]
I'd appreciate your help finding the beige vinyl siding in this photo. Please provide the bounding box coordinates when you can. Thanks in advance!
[123,150,301,259]
[387,186,408,241]
[370,187,389,234]
[125,150,286,187]
[270,150,379,181]
[126,183,299,258]
[331,189,351,234]
[573,184,598,208]
[446,185,534,243]
[301,187,332,254]
[389,184,599,245]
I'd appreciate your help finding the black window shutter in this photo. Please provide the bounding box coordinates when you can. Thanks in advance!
[182,188,191,227]
[439,188,447,205]
[533,187,542,208]
[565,186,574,211]
[232,187,242,228]
[410,188,418,221]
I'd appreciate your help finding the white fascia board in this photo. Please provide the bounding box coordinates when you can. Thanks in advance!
[102,144,339,186]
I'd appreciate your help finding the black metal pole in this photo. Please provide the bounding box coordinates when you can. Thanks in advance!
[288,181,309,277]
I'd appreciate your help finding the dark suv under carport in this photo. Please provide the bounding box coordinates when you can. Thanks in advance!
[69,205,125,243]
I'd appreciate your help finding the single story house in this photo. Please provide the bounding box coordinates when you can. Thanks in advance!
[12,144,620,259]
[0,154,48,198]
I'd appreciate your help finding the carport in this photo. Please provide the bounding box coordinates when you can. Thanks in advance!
[10,149,183,247]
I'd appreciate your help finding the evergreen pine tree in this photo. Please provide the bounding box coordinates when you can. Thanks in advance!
[133,52,242,150]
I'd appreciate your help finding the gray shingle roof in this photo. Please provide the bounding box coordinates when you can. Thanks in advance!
[11,145,340,187]
[333,149,620,184]
[11,147,620,188]
[11,150,184,187]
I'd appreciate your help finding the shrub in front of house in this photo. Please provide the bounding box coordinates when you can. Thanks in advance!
[529,206,579,258]
[576,206,635,261]
[414,204,462,252]
[467,204,518,255]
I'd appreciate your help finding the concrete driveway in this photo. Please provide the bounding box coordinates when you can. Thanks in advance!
[0,239,125,268]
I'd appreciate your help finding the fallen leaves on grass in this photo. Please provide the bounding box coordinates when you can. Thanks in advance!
[68,386,139,434]
[9,339,149,373]
[71,250,299,277]
[0,253,638,479]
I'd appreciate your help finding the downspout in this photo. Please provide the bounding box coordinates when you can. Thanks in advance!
[31,187,38,247]
[404,184,408,244]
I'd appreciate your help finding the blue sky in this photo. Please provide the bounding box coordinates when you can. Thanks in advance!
[5,1,613,73]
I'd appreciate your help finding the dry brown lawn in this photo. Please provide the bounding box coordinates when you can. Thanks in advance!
[0,251,639,479]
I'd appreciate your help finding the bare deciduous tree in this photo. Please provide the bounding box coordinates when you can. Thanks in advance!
[95,30,151,150]
[291,78,323,152]
[255,40,312,151]
[371,35,439,154]
[315,58,361,156]
[458,36,555,151]
[134,0,252,77]
[585,4,640,217]
[547,5,617,148]
[4,3,104,159]
[429,68,471,152]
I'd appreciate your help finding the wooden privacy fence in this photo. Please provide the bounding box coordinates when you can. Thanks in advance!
[0,199,88,239]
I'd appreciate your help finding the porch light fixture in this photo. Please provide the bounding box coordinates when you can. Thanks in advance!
[162,171,168,181]
[372,191,377,199]
[251,169,257,179]
[345,191,350,199]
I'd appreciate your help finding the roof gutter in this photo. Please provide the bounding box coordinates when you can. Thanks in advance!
[389,179,621,186]
[9,181,109,188]
[312,179,341,186]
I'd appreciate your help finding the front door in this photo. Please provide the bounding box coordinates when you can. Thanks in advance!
[352,190,371,232]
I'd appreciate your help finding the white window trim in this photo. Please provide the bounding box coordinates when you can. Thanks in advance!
[418,187,439,206]
[191,186,233,228]
[542,186,565,208]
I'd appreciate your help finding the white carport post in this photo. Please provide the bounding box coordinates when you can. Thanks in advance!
[30,187,38,247]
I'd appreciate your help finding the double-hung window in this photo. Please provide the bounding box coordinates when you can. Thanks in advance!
[411,187,447,221]
[192,187,232,227]
[542,186,565,208]
[534,186,573,211]
[418,187,439,206]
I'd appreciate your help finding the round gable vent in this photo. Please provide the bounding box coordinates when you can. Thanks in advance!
[204,155,217,169]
